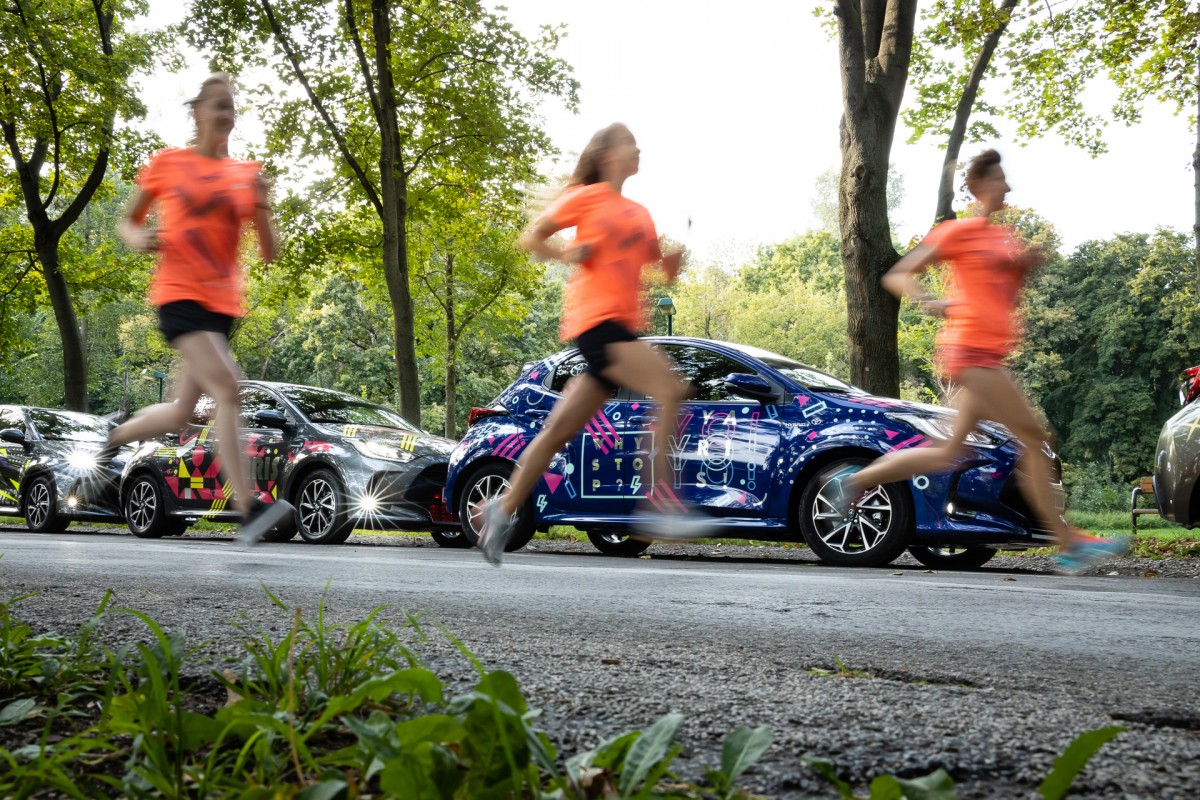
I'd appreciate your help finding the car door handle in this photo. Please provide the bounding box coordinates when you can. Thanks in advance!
[629,416,655,425]
[527,409,550,419]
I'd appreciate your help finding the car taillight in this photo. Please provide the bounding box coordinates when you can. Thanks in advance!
[467,406,508,427]
[1181,366,1200,407]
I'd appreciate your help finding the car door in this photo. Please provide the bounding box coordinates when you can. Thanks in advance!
[650,344,784,516]
[162,393,228,513]
[0,407,28,513]
[239,385,292,504]
[540,351,640,515]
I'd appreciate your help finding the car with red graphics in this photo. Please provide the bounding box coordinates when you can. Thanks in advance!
[119,382,460,543]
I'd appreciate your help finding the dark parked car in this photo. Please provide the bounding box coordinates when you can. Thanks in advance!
[120,382,460,543]
[1152,365,1200,526]
[0,405,128,532]
[446,337,1061,569]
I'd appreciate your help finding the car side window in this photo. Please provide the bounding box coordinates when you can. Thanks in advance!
[189,395,217,426]
[549,352,617,398]
[659,345,753,403]
[240,387,286,429]
[0,408,26,434]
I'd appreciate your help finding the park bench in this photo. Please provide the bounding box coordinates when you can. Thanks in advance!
[1130,476,1158,533]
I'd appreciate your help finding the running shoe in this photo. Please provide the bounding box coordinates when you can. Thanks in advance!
[238,499,296,546]
[823,464,864,519]
[477,498,514,567]
[1053,534,1132,575]
[635,507,720,541]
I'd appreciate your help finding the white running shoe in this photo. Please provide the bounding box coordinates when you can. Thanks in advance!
[477,498,515,566]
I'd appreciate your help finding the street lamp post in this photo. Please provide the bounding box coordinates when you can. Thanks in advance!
[656,296,676,336]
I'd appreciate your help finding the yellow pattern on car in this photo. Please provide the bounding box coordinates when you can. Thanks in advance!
[398,435,417,452]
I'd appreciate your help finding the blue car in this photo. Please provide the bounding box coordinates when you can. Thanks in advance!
[445,337,1059,569]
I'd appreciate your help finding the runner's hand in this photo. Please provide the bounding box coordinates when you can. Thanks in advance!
[125,226,160,253]
[918,298,955,317]
[662,248,685,282]
[561,242,593,263]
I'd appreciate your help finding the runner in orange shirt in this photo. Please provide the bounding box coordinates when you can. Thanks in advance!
[828,149,1128,574]
[94,74,294,544]
[476,122,714,565]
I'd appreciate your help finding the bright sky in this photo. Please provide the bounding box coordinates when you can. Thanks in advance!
[141,2,1196,262]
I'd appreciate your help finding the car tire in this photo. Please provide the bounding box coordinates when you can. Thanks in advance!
[294,468,354,544]
[798,456,912,567]
[124,473,187,539]
[430,529,471,548]
[457,462,536,552]
[908,545,997,570]
[23,475,69,533]
[586,530,652,557]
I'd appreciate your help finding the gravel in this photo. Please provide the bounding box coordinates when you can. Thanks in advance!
[4,525,1199,798]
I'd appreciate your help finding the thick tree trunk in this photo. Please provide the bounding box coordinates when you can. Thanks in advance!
[1193,55,1199,295]
[935,0,1020,224]
[36,239,87,410]
[444,253,456,439]
[835,0,918,397]
[373,0,422,425]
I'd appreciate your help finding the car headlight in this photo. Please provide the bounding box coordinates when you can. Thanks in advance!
[886,413,1006,449]
[350,439,415,463]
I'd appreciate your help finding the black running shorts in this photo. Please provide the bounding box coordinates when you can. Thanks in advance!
[574,320,639,392]
[157,300,235,344]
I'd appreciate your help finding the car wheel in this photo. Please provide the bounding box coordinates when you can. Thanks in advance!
[586,530,652,557]
[457,463,535,552]
[294,468,354,544]
[124,474,187,539]
[24,475,68,533]
[799,457,912,567]
[908,545,997,570]
[430,529,471,548]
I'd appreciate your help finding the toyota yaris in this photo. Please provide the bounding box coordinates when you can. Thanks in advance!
[120,382,460,543]
[446,337,1060,568]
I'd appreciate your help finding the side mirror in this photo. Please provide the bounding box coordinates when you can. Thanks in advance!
[0,428,25,445]
[252,409,290,429]
[722,373,778,403]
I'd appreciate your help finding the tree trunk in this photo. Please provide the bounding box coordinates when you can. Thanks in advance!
[1193,53,1199,295]
[444,252,456,439]
[835,0,918,397]
[373,0,421,425]
[36,239,87,410]
[935,0,1020,224]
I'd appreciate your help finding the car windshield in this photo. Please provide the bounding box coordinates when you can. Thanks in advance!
[720,342,855,392]
[279,386,419,432]
[28,409,109,442]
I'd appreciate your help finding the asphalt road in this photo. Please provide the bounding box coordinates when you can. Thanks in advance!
[2,529,1198,798]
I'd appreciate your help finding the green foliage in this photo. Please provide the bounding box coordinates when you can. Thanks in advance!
[1013,230,1199,482]
[1038,726,1126,800]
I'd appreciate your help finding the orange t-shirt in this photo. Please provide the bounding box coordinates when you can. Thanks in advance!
[135,148,262,318]
[923,217,1026,356]
[542,183,662,340]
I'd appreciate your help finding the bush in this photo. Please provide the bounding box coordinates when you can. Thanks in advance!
[1062,462,1129,514]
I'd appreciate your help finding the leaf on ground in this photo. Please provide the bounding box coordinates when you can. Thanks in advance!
[221,668,242,707]
[0,698,37,726]
[601,657,622,665]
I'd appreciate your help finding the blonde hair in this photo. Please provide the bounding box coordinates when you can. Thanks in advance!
[567,123,629,187]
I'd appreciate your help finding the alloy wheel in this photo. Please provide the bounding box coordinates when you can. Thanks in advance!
[811,480,895,555]
[127,479,157,533]
[299,476,337,537]
[465,472,511,536]
[26,480,51,529]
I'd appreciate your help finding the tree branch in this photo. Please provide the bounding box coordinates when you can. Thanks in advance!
[258,0,384,216]
[344,0,383,123]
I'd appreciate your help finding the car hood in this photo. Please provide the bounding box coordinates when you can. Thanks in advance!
[315,424,456,458]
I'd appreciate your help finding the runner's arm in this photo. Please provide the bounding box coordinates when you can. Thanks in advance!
[116,188,159,253]
[519,215,590,264]
[253,172,278,264]
[882,244,951,317]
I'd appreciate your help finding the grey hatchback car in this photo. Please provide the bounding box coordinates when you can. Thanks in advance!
[1153,365,1200,525]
